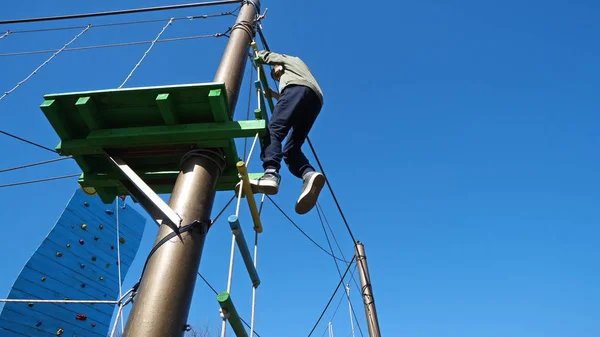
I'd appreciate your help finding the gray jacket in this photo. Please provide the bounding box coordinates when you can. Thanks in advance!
[257,50,324,105]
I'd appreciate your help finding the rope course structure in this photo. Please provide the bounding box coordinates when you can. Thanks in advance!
[0,1,381,336]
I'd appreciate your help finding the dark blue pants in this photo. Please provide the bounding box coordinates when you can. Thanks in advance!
[260,85,322,178]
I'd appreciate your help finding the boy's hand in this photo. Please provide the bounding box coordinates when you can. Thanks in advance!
[269,87,280,100]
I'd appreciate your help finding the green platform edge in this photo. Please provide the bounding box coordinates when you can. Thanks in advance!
[39,82,266,203]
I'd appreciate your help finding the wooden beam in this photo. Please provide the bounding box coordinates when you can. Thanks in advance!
[75,96,102,131]
[155,93,179,125]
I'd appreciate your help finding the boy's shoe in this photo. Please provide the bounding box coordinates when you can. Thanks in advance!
[295,171,325,214]
[235,169,280,196]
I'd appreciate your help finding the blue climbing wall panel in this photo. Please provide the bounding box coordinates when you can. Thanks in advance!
[0,189,147,337]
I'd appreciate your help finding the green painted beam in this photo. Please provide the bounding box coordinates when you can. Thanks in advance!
[57,139,232,156]
[155,93,179,125]
[75,96,102,131]
[217,292,248,337]
[40,99,73,140]
[84,120,266,148]
[209,88,229,122]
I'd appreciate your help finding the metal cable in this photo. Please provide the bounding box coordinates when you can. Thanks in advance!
[5,9,240,35]
[317,203,363,296]
[266,195,349,263]
[0,32,229,57]
[0,173,80,188]
[0,25,91,102]
[316,207,365,337]
[118,18,174,88]
[0,31,9,40]
[307,255,356,337]
[0,130,58,153]
[0,0,244,25]
[0,156,71,173]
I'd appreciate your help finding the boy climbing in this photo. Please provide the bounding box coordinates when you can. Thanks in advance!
[242,50,325,215]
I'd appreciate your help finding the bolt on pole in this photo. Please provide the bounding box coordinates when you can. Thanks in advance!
[121,1,259,336]
[355,241,382,337]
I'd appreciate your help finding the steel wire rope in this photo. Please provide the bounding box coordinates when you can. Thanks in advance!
[118,18,174,88]
[266,195,349,263]
[0,0,245,25]
[3,7,241,35]
[0,32,231,57]
[317,203,363,295]
[307,255,356,337]
[0,25,91,102]
[0,157,72,173]
[0,130,58,153]
[0,173,81,188]
[316,207,365,337]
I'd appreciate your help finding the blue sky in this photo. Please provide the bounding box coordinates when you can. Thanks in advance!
[1,0,600,336]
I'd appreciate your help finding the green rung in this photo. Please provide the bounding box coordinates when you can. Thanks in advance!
[40,82,267,203]
[217,291,248,337]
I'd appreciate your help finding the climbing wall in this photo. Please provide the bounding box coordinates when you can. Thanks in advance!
[0,189,147,337]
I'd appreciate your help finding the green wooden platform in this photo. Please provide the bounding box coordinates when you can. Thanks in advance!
[40,82,266,203]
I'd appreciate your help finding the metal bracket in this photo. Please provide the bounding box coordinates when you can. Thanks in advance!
[105,152,182,227]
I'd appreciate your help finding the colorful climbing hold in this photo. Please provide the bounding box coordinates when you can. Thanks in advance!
[65,297,70,300]
[99,225,104,230]
[110,245,114,250]
[76,314,87,321]
[35,320,42,327]
[105,210,114,215]
[99,276,104,280]
[80,264,85,269]
[28,302,34,307]
[94,236,99,241]
[71,225,75,229]
[105,263,110,268]
[119,237,126,244]
[66,244,71,248]
[91,323,96,327]
[81,224,87,230]
[56,252,63,257]
[81,283,86,288]
[83,202,89,207]
[79,239,85,245]
[41,277,46,282]
[57,328,64,335]
[91,257,96,261]
[116,261,119,266]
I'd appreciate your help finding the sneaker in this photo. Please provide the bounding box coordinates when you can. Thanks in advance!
[295,171,325,214]
[235,169,280,196]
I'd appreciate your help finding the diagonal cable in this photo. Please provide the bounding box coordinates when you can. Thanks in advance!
[0,130,59,153]
[0,25,91,102]
[307,255,356,337]
[317,207,365,337]
[0,173,80,188]
[266,195,349,263]
[118,18,174,88]
[0,31,9,40]
[0,32,230,57]
[318,203,362,293]
[0,157,72,173]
